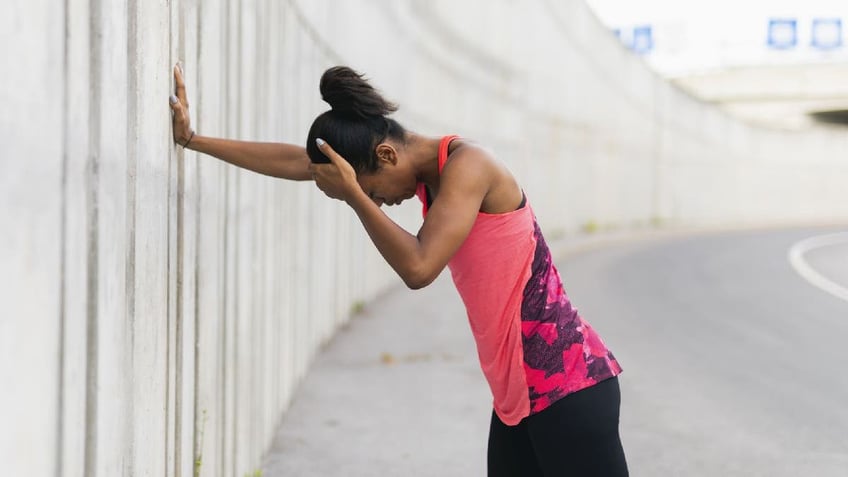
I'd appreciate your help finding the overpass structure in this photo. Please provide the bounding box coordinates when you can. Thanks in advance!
[672,63,848,130]
[2,0,847,476]
[588,0,848,129]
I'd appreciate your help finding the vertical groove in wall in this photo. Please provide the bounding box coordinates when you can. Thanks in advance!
[174,0,187,473]
[165,2,172,470]
[290,13,299,391]
[166,5,180,474]
[220,2,231,475]
[290,5,300,406]
[218,168,227,477]
[84,0,102,475]
[232,0,243,471]
[191,1,203,475]
[252,0,263,461]
[125,0,138,474]
[231,173,240,477]
[164,1,177,474]
[56,0,71,475]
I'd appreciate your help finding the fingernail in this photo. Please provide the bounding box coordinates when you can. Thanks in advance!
[169,95,178,104]
[315,138,325,146]
[178,61,184,73]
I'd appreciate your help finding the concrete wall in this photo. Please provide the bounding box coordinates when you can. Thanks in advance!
[3,1,391,476]
[2,0,846,476]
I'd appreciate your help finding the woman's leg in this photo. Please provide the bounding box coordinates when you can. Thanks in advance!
[487,410,545,477]
[525,377,629,477]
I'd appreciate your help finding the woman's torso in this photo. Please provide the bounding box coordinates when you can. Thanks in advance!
[418,136,622,426]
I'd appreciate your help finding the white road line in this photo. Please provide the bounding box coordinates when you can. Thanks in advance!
[788,233,848,303]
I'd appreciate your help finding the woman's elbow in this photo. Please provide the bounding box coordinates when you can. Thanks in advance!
[402,276,430,290]
[402,268,437,290]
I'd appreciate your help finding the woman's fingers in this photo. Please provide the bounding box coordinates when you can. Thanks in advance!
[315,138,342,165]
[311,139,360,201]
[309,163,333,187]
[315,139,360,181]
[309,166,337,198]
[168,63,194,145]
[174,63,188,108]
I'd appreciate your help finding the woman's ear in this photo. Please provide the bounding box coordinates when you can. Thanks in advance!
[375,143,398,166]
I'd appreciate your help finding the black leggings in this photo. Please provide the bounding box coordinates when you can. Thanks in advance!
[487,377,628,477]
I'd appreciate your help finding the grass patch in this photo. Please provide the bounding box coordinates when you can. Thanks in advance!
[582,220,600,234]
[194,409,209,477]
[350,300,366,315]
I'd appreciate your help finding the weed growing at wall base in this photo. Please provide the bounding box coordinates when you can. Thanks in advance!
[194,409,208,477]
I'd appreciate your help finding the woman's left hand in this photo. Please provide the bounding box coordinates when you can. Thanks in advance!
[309,139,361,203]
[169,63,194,146]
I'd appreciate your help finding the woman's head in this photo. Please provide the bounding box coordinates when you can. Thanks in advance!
[306,66,407,174]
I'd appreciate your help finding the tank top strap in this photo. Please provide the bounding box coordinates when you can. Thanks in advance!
[438,135,461,174]
[417,135,461,217]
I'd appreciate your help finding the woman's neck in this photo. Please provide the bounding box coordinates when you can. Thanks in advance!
[405,133,443,190]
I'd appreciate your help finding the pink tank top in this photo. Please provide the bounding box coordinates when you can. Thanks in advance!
[417,136,622,425]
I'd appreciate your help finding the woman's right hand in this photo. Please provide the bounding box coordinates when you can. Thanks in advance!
[310,139,363,202]
[169,63,194,146]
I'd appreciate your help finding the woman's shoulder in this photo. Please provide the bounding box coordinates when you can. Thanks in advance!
[444,139,523,214]
[443,139,498,175]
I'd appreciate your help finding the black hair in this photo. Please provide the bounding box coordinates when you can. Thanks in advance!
[306,66,406,172]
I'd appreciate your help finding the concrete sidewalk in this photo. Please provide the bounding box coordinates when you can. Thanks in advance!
[262,271,492,476]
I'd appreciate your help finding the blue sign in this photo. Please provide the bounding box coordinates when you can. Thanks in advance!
[811,18,842,49]
[613,25,653,54]
[768,18,798,49]
[632,25,654,54]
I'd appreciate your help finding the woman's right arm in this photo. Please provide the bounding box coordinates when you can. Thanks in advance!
[169,63,312,181]
[186,135,312,181]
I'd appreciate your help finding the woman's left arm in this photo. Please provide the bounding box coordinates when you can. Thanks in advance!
[311,140,489,289]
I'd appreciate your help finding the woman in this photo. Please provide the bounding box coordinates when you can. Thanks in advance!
[170,64,628,476]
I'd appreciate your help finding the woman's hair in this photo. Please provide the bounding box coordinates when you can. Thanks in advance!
[306,66,406,172]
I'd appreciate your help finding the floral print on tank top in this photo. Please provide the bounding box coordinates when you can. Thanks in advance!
[520,220,622,412]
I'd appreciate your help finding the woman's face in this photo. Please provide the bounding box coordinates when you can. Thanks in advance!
[356,145,418,207]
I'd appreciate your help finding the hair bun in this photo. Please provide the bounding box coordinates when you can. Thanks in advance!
[320,66,398,119]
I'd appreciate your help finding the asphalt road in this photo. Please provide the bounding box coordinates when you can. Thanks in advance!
[560,226,848,476]
[264,226,848,476]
